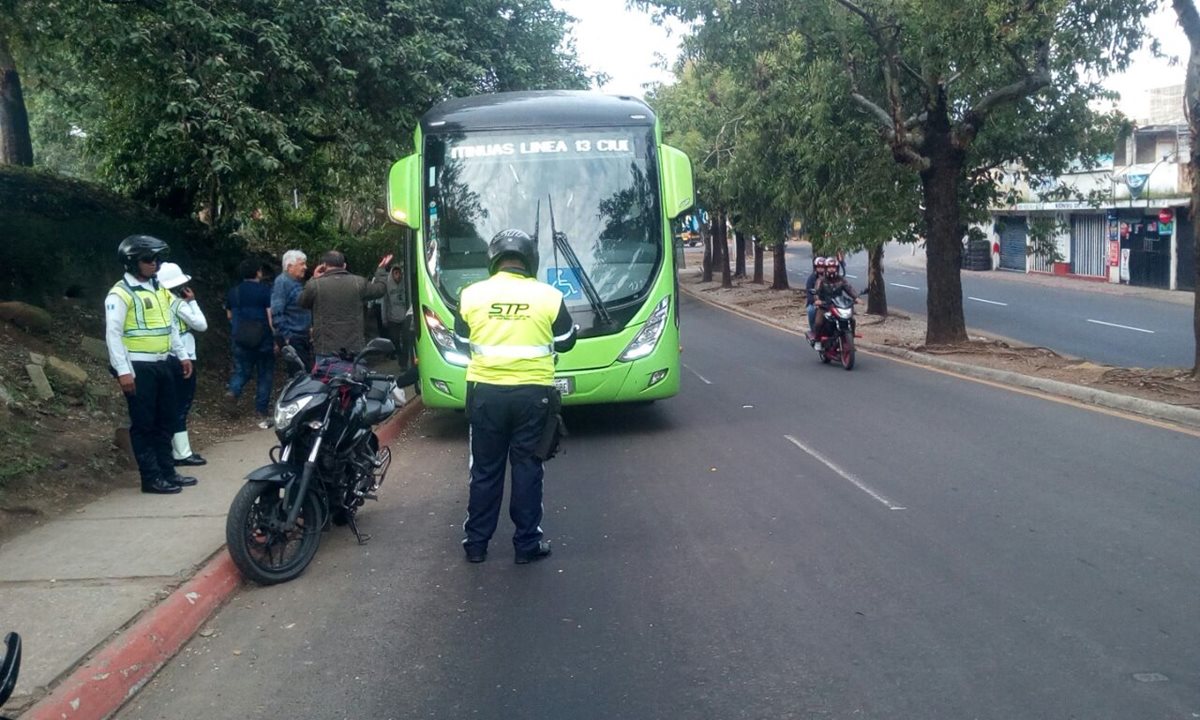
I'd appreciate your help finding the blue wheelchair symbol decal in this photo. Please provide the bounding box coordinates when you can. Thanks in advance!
[546,268,583,300]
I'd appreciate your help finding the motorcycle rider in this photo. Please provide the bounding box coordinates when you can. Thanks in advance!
[812,257,858,350]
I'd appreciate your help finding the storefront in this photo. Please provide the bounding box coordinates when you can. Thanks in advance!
[1116,210,1172,289]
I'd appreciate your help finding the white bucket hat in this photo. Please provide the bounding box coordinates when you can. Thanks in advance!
[157,262,191,289]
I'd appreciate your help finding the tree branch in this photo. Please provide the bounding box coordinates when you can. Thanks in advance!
[955,40,1051,148]
[1174,0,1200,43]
[852,92,896,132]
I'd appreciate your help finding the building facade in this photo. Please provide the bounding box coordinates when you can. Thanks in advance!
[986,86,1196,291]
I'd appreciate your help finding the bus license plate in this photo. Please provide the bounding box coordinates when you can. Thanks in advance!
[553,377,574,396]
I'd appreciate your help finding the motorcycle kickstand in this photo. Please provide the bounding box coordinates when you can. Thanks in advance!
[347,515,372,545]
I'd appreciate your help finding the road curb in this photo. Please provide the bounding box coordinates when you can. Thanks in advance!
[21,551,241,720]
[18,397,426,720]
[681,285,1200,431]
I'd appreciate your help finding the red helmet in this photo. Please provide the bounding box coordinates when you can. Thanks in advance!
[814,256,828,268]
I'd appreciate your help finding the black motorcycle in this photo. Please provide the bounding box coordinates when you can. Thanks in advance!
[0,632,20,720]
[225,338,417,585]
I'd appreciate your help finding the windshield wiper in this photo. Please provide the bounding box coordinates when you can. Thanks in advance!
[548,195,614,328]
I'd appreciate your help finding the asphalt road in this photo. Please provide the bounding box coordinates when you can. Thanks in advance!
[784,244,1195,368]
[118,297,1200,720]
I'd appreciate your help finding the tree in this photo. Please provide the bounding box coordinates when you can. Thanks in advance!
[647,0,1157,344]
[0,1,33,165]
[13,0,592,227]
[1174,0,1200,376]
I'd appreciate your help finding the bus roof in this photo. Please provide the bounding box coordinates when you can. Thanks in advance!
[420,91,656,132]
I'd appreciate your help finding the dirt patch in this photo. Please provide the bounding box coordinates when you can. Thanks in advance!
[681,262,1200,410]
[0,313,262,542]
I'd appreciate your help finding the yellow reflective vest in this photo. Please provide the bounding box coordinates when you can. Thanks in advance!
[459,271,563,386]
[109,280,175,353]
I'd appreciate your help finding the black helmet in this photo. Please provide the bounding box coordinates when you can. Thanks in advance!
[487,229,538,275]
[117,235,170,275]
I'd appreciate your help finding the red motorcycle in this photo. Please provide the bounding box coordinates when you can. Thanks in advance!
[807,293,859,370]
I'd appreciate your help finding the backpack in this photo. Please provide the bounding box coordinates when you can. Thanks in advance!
[232,285,268,350]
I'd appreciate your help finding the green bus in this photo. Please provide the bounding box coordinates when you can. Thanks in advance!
[386,91,695,408]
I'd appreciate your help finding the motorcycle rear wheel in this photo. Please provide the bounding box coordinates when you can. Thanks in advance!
[226,480,322,585]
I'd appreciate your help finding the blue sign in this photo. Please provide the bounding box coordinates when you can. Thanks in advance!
[546,267,583,300]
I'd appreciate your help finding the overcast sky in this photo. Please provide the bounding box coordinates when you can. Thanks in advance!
[553,0,1187,120]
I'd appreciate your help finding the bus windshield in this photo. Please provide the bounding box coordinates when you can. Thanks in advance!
[423,128,662,322]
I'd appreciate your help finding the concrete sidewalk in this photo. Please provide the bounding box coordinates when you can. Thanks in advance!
[0,397,423,719]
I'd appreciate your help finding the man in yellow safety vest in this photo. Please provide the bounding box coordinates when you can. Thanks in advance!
[104,235,197,494]
[455,229,576,565]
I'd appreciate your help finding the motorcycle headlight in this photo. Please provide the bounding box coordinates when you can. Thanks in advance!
[274,395,315,431]
[835,307,853,319]
[423,306,470,367]
[619,296,670,362]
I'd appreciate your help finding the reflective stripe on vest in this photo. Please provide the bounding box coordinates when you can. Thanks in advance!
[469,342,553,359]
[111,281,173,353]
[460,272,562,386]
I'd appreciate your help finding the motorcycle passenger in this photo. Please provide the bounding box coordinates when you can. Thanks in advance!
[454,229,577,565]
[812,258,858,349]
[806,257,826,330]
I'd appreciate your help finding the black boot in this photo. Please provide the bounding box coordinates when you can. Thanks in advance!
[167,475,198,487]
[142,478,182,494]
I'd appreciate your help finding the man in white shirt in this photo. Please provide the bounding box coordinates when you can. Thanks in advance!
[105,236,197,494]
[157,262,208,467]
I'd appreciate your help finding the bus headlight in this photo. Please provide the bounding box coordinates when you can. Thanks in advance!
[423,306,470,367]
[619,296,670,362]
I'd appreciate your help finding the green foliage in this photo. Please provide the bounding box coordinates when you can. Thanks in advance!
[9,0,593,228]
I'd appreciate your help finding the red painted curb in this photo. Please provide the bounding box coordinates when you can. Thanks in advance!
[20,398,425,720]
[22,551,241,720]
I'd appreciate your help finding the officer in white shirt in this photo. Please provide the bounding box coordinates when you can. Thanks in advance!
[105,236,197,494]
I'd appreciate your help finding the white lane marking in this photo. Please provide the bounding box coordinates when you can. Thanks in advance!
[845,274,858,279]
[968,296,1008,307]
[683,364,713,384]
[890,283,921,290]
[784,435,906,510]
[1086,319,1155,334]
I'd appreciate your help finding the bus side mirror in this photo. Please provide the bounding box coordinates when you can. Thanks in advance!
[387,154,422,230]
[660,144,695,220]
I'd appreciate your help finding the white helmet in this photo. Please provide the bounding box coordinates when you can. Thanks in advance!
[157,262,191,289]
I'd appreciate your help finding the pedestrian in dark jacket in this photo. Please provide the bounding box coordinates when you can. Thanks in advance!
[300,250,390,360]
[226,258,275,427]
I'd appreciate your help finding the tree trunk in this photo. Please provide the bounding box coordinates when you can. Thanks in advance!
[920,129,969,345]
[734,230,747,278]
[1179,0,1200,376]
[753,240,764,284]
[771,239,789,289]
[865,243,888,316]
[702,219,713,283]
[718,212,732,288]
[0,33,34,167]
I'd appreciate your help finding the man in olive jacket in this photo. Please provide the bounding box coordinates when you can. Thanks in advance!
[299,250,391,360]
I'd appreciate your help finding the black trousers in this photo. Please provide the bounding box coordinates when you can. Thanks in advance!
[464,383,553,553]
[125,359,180,485]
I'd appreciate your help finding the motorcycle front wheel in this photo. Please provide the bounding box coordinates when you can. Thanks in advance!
[226,480,322,585]
[840,335,855,371]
